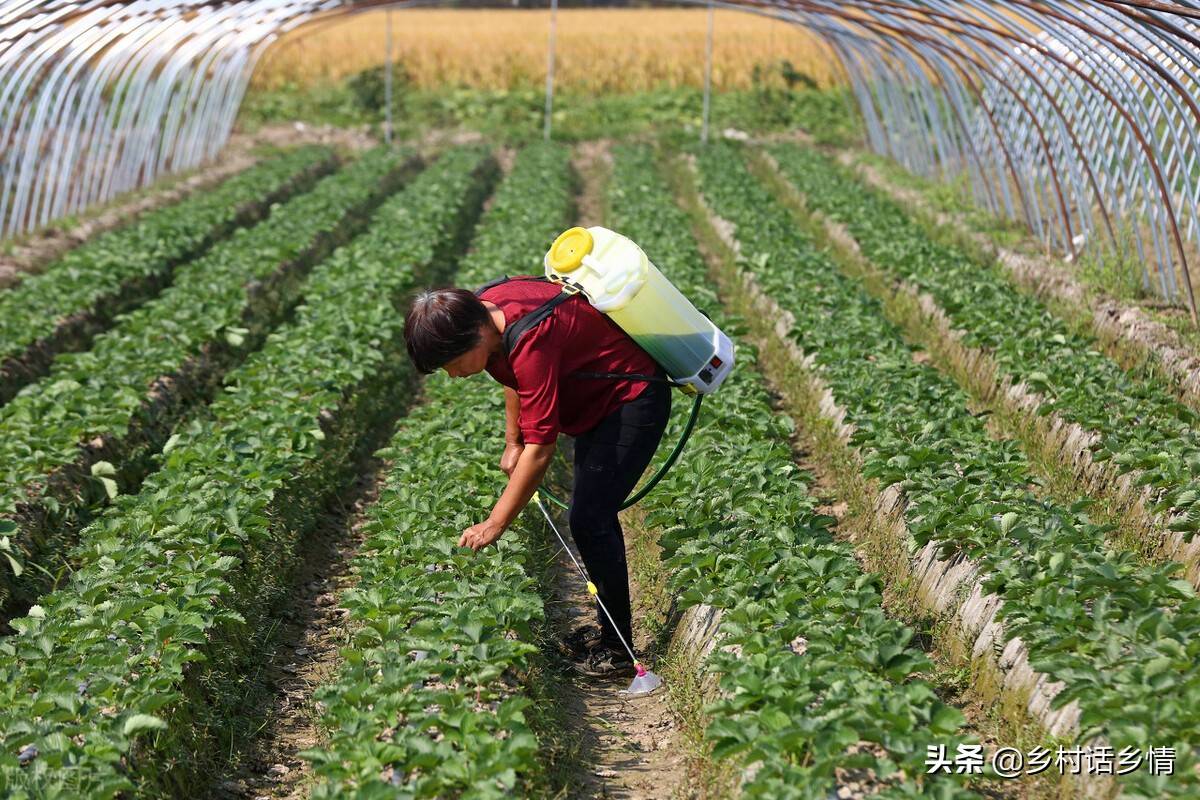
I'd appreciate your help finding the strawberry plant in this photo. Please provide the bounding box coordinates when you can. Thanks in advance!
[697,142,1200,799]
[0,146,496,798]
[0,147,416,623]
[770,145,1200,560]
[610,144,979,798]
[304,142,573,799]
[0,146,335,404]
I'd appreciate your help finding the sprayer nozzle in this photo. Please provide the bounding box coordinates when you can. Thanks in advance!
[622,664,663,696]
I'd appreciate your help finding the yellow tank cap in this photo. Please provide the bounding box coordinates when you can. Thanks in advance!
[548,226,593,273]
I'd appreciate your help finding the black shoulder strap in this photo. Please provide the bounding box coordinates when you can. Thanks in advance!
[474,276,511,295]
[502,292,576,354]
[474,275,575,355]
[475,275,681,387]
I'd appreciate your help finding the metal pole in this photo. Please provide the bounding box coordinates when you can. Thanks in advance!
[543,0,557,141]
[701,0,714,144]
[384,8,393,147]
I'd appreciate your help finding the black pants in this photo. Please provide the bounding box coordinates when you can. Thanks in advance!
[569,380,672,652]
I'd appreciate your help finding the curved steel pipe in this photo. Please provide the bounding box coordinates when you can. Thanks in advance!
[3,0,1200,320]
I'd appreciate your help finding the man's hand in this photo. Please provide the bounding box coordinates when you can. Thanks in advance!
[470,441,553,554]
[459,518,505,551]
[500,442,524,476]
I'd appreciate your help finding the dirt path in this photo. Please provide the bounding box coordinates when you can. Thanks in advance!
[571,140,613,227]
[213,451,386,800]
[543,501,689,800]
[543,142,691,800]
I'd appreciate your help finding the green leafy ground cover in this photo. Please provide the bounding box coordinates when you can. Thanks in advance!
[0,148,413,622]
[304,142,574,799]
[770,145,1200,556]
[696,142,1200,799]
[240,84,859,145]
[0,147,334,405]
[852,153,1029,252]
[609,144,977,799]
[0,146,495,798]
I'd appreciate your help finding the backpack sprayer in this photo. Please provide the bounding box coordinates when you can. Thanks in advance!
[536,225,735,511]
[526,226,735,696]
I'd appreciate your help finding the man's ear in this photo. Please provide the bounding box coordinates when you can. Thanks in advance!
[479,320,499,348]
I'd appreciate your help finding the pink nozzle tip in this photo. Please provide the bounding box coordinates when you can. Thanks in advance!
[635,663,647,676]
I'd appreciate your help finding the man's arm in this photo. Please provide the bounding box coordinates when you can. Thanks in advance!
[504,386,522,444]
[491,441,555,528]
[464,324,560,550]
[500,387,524,476]
[460,441,556,550]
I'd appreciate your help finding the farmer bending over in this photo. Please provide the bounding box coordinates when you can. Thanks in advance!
[403,276,670,677]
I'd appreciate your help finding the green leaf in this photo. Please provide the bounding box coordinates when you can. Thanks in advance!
[90,461,117,477]
[2,549,23,578]
[123,714,168,737]
[1143,656,1173,679]
[99,477,119,500]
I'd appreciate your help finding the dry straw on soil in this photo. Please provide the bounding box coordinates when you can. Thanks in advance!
[251,8,838,92]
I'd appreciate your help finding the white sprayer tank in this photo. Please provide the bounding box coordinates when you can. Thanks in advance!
[543,226,734,395]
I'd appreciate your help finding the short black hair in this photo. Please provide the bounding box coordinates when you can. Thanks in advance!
[404,288,491,374]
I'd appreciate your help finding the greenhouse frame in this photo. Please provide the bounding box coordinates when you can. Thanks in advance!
[3,1,1199,303]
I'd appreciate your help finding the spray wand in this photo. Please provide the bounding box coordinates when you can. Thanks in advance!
[532,492,663,696]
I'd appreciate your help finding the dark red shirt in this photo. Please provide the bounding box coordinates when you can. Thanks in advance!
[481,277,658,445]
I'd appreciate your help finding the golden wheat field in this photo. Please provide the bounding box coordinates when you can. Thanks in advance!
[251,8,840,93]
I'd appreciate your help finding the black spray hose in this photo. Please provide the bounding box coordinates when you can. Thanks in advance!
[537,393,704,512]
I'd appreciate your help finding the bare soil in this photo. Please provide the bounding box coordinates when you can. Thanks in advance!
[571,140,614,227]
[543,147,690,798]
[213,452,387,800]
[482,146,519,216]
[234,121,379,154]
[544,504,689,800]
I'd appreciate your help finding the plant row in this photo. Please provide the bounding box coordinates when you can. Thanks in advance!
[769,145,1200,552]
[696,142,1200,799]
[604,144,978,799]
[0,147,416,623]
[0,146,495,799]
[0,146,335,405]
[303,142,575,799]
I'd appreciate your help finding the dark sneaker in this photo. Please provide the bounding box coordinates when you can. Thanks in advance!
[573,644,634,678]
[560,624,603,659]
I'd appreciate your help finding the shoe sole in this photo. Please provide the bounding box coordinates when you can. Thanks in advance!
[572,661,634,679]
